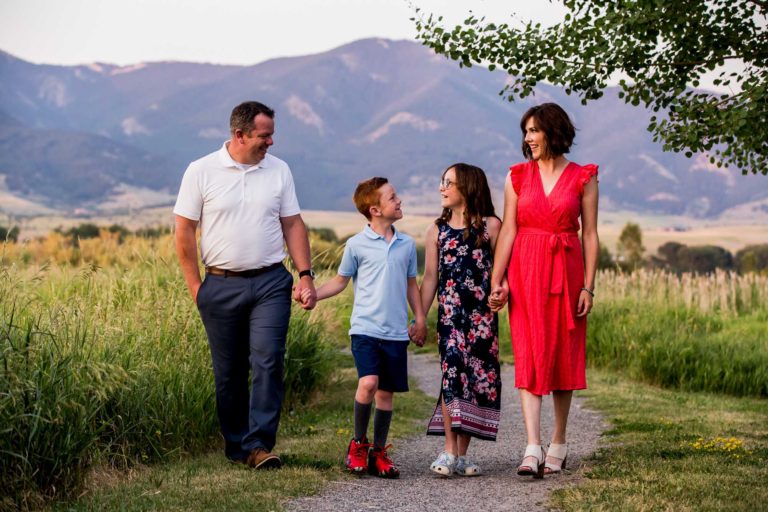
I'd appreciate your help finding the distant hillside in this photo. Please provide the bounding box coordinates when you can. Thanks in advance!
[0,121,175,206]
[0,40,765,217]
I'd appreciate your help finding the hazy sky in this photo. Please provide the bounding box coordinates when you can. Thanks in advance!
[0,0,567,66]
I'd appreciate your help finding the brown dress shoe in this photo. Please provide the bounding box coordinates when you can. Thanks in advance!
[246,448,282,470]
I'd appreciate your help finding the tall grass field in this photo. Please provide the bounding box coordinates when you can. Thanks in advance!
[1,230,767,509]
[589,269,768,397]
[0,233,337,510]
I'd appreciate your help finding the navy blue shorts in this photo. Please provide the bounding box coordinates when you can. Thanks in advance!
[350,334,410,393]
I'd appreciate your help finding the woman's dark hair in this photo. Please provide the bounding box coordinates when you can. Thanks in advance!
[520,103,576,160]
[436,163,497,247]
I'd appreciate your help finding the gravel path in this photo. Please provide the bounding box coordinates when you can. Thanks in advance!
[287,354,606,512]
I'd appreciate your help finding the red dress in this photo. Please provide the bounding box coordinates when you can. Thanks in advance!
[507,160,598,396]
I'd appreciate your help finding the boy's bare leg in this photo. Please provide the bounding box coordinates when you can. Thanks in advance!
[374,389,393,411]
[355,375,378,403]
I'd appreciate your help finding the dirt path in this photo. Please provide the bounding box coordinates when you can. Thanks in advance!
[287,353,606,512]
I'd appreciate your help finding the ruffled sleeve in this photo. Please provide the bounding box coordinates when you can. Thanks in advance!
[509,162,527,195]
[577,164,599,195]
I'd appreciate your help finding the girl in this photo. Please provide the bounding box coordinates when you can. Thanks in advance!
[420,163,502,477]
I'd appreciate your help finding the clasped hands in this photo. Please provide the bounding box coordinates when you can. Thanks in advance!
[292,281,317,310]
[408,318,427,347]
[488,281,509,312]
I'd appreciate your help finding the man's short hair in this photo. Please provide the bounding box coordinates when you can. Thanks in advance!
[230,101,275,135]
[353,177,389,220]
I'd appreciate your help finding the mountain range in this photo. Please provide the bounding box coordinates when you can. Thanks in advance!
[1,38,766,219]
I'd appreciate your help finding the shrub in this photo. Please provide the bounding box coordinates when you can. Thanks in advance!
[134,226,172,239]
[736,244,768,274]
[0,225,20,243]
[597,242,615,270]
[66,223,101,240]
[107,223,131,243]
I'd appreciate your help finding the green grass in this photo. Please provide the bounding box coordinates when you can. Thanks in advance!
[0,262,336,509]
[5,239,768,510]
[588,302,768,397]
[552,369,768,511]
[55,354,433,511]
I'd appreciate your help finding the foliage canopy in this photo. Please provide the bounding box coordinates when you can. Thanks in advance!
[414,0,768,175]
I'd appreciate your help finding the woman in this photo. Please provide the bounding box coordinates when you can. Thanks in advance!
[489,103,599,478]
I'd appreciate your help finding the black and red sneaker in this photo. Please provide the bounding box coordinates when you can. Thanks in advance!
[345,437,371,474]
[368,444,400,478]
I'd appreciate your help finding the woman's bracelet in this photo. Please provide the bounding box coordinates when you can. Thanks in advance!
[581,287,595,297]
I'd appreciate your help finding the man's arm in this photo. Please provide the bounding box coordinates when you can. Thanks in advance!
[175,215,202,303]
[280,214,317,309]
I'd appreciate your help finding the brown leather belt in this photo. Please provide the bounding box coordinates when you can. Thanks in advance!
[205,262,282,278]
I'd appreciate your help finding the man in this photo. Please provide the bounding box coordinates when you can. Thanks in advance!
[174,101,317,469]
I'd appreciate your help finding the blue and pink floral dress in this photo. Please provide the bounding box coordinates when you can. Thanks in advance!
[427,221,501,441]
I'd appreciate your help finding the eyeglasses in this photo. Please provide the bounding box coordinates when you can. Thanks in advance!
[439,178,455,189]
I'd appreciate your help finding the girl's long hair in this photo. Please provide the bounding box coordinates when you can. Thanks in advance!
[436,163,497,247]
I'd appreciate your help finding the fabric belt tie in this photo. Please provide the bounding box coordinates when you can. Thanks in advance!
[205,262,281,278]
[518,227,578,331]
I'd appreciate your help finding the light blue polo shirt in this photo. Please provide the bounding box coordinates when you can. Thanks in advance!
[338,225,418,340]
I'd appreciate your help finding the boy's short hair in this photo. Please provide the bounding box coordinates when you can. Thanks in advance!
[353,177,388,220]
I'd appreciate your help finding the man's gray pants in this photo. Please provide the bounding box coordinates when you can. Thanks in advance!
[196,264,293,462]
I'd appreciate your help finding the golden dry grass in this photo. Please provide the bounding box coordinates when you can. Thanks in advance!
[7,206,762,254]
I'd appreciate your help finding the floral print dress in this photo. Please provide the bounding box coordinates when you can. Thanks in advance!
[427,221,501,441]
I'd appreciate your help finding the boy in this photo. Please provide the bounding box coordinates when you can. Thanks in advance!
[305,177,426,478]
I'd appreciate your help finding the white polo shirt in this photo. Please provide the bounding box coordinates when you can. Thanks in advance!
[174,142,301,271]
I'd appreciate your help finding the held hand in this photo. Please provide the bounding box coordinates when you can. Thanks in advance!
[411,319,427,347]
[292,285,304,303]
[576,290,593,317]
[299,287,316,309]
[298,280,317,310]
[488,282,509,312]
